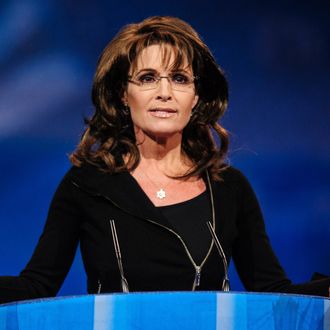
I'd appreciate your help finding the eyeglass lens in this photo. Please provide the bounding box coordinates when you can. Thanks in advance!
[131,72,195,92]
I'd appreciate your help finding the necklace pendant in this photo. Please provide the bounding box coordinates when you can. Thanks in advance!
[156,188,166,199]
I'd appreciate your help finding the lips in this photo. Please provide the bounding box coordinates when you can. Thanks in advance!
[149,108,177,118]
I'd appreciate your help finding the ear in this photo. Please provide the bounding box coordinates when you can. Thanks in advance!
[192,94,199,109]
[121,90,128,106]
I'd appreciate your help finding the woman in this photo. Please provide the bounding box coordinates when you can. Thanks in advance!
[0,16,329,304]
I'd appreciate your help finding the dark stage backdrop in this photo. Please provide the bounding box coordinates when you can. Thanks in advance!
[0,1,329,296]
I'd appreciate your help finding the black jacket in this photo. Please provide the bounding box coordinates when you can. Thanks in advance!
[0,165,329,304]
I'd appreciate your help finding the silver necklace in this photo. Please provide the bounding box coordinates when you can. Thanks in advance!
[138,167,175,200]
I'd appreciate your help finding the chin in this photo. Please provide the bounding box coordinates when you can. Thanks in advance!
[147,128,183,140]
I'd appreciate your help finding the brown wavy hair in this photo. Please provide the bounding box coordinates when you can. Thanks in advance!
[70,16,229,180]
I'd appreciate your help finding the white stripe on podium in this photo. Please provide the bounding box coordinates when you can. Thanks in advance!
[94,295,115,330]
[216,293,247,330]
[324,299,330,330]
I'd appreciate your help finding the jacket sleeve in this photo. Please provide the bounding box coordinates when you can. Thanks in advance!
[231,169,330,297]
[0,170,82,304]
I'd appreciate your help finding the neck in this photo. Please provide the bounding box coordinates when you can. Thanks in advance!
[135,130,190,176]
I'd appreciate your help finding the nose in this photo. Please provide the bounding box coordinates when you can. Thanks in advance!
[155,76,172,101]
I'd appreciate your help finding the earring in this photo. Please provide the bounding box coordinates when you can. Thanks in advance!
[190,107,198,119]
[123,103,130,116]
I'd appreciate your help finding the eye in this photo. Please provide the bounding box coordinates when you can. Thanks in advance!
[171,73,191,84]
[136,73,157,84]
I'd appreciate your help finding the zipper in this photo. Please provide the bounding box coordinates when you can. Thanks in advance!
[97,279,102,294]
[138,216,213,290]
[72,170,216,291]
[192,266,201,291]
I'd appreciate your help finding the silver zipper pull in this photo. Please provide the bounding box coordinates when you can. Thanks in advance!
[121,277,130,293]
[192,266,201,291]
[97,280,102,294]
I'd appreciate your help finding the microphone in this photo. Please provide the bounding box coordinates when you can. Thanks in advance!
[206,221,230,292]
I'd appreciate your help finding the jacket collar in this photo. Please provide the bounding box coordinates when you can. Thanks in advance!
[68,164,172,225]
[67,164,229,232]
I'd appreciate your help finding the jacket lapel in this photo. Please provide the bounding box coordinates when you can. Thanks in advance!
[68,165,171,227]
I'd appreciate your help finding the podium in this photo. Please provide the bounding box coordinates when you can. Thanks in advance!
[0,292,329,329]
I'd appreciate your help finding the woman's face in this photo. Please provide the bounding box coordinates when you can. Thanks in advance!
[123,44,199,141]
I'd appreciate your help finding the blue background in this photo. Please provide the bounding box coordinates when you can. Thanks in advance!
[0,0,329,295]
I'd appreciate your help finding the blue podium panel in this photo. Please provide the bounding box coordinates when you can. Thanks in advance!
[0,292,329,330]
[0,295,95,330]
[94,292,216,330]
[217,292,330,330]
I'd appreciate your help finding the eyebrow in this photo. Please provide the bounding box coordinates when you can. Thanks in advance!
[134,68,191,76]
[134,68,157,75]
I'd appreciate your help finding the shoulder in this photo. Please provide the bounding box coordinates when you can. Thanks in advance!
[64,163,117,185]
[208,166,264,221]
[49,164,104,198]
[212,165,258,202]
[217,165,252,187]
[61,163,132,198]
